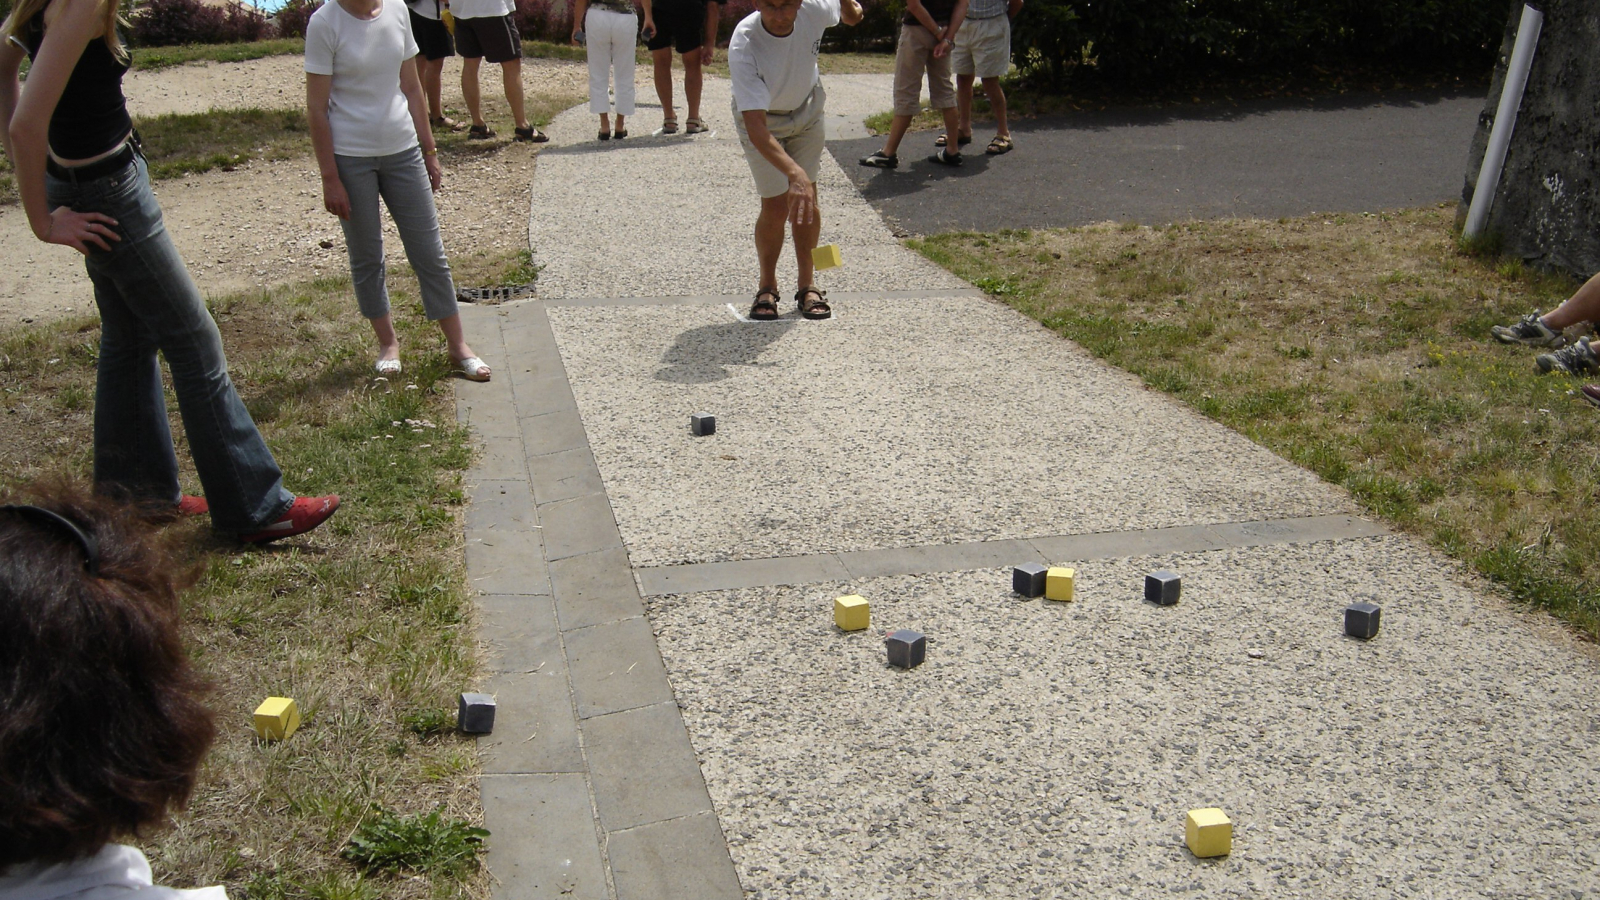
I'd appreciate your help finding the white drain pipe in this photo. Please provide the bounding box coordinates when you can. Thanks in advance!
[1463,3,1544,240]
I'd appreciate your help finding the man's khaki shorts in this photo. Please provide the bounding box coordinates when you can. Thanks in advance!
[953,14,1010,79]
[734,82,827,199]
[893,23,955,116]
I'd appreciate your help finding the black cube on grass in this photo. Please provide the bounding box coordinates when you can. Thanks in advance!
[885,629,926,669]
[458,692,497,734]
[1145,570,1182,606]
[691,413,716,436]
[1013,563,1048,597]
[1344,602,1382,640]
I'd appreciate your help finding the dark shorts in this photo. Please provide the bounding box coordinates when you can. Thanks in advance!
[646,0,706,53]
[409,9,455,60]
[455,12,522,63]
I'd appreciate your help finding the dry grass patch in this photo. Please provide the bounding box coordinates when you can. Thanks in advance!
[911,205,1600,637]
[0,251,529,899]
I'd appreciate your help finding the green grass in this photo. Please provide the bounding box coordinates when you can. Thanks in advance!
[911,207,1600,638]
[343,808,489,877]
[132,38,307,71]
[0,250,533,899]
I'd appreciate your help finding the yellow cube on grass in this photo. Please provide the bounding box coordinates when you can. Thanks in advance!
[834,595,870,631]
[253,697,301,741]
[1185,808,1232,858]
[812,244,843,270]
[1045,567,1075,602]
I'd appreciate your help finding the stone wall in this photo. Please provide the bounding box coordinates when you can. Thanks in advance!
[1457,0,1600,277]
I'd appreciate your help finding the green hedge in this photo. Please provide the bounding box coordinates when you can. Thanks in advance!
[1012,0,1509,88]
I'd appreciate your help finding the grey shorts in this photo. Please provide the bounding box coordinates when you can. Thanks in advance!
[733,82,827,199]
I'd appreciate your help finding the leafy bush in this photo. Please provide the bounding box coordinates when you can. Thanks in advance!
[343,808,489,877]
[1011,0,1508,89]
[275,0,323,39]
[130,0,271,47]
[512,0,570,43]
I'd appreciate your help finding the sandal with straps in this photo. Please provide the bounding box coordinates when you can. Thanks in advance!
[749,287,781,320]
[796,286,831,320]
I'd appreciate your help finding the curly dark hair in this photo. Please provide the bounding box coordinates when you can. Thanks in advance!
[0,482,215,867]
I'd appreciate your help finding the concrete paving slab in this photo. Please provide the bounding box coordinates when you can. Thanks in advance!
[549,296,1353,568]
[478,670,585,775]
[520,408,591,457]
[563,616,676,719]
[465,478,538,532]
[584,701,720,832]
[465,530,552,596]
[510,373,578,419]
[476,592,561,674]
[456,388,522,439]
[481,774,609,900]
[607,812,744,900]
[635,552,853,595]
[537,493,624,561]
[838,537,1045,579]
[529,446,607,507]
[647,536,1600,899]
[549,548,647,632]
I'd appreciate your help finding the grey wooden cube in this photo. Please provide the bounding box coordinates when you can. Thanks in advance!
[1344,602,1382,640]
[1145,570,1182,606]
[1013,563,1048,597]
[458,692,497,734]
[690,413,716,436]
[885,629,926,669]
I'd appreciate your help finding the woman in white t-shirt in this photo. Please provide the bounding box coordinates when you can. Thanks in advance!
[306,0,491,381]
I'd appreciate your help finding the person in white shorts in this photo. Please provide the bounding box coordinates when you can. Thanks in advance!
[729,0,863,320]
[946,0,1019,154]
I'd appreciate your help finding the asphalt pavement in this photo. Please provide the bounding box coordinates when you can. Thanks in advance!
[829,89,1485,234]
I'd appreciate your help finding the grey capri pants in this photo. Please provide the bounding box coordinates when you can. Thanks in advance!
[333,145,459,321]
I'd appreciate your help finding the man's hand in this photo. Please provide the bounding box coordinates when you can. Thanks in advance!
[39,206,120,255]
[322,177,351,219]
[425,154,444,192]
[932,36,952,58]
[785,173,816,226]
[701,44,714,65]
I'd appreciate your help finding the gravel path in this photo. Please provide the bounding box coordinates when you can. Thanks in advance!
[1,54,587,326]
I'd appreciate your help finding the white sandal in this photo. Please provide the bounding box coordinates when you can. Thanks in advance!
[375,357,402,375]
[453,356,491,382]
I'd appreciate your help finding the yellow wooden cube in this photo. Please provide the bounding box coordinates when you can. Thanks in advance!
[834,595,870,631]
[812,244,843,270]
[1185,808,1232,858]
[253,697,301,741]
[1044,567,1075,602]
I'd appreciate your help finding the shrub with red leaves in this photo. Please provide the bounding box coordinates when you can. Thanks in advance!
[512,0,570,42]
[274,0,323,38]
[129,0,271,46]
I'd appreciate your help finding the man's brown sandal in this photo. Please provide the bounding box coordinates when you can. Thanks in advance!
[986,134,1013,155]
[685,117,709,134]
[749,287,781,320]
[468,124,495,139]
[431,115,466,131]
[796,286,831,320]
[514,125,549,143]
[935,132,973,147]
[660,116,680,135]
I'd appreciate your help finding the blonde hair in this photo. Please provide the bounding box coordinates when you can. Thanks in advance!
[2,0,128,62]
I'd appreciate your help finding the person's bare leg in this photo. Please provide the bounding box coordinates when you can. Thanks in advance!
[756,195,787,294]
[370,314,400,363]
[502,58,528,129]
[652,47,676,126]
[599,112,610,134]
[937,105,962,156]
[684,49,703,123]
[955,73,975,140]
[1542,272,1600,331]
[793,196,820,289]
[982,76,1009,138]
[422,57,446,121]
[880,113,914,157]
[615,113,625,134]
[436,314,478,363]
[462,57,485,127]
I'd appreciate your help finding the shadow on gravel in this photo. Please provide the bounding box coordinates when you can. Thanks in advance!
[655,319,797,383]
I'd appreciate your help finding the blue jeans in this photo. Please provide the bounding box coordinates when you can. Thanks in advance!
[333,146,458,322]
[46,153,292,533]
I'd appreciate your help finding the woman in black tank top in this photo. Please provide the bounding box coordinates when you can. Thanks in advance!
[0,0,341,542]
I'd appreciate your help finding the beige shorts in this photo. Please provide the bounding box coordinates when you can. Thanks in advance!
[893,23,955,116]
[734,82,827,199]
[953,14,1010,79]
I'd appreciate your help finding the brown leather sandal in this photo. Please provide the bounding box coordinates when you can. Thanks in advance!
[796,286,831,320]
[749,287,781,320]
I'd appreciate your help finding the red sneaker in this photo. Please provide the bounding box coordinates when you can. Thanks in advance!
[240,495,340,544]
[177,495,210,517]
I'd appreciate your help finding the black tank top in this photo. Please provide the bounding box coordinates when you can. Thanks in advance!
[15,11,132,160]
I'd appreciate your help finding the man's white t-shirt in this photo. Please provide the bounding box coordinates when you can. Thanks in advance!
[0,844,227,900]
[305,0,422,158]
[449,0,512,19]
[728,0,841,113]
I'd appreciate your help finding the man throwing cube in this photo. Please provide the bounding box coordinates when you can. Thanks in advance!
[729,0,864,321]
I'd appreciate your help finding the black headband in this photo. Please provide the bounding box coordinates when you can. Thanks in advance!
[0,504,100,577]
